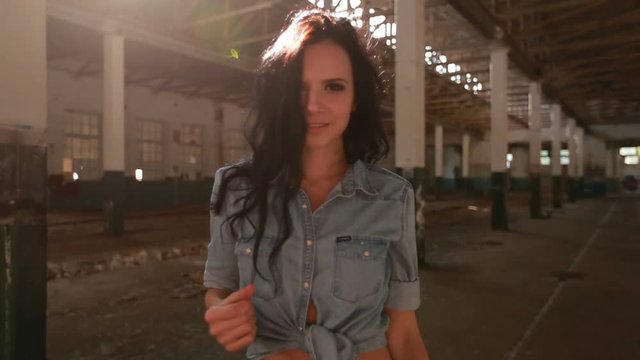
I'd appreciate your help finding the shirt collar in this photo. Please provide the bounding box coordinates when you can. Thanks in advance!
[341,160,379,196]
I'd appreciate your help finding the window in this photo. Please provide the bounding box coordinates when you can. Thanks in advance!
[560,149,570,165]
[624,156,639,165]
[179,124,203,180]
[137,120,164,180]
[539,150,570,166]
[540,150,550,166]
[619,147,637,156]
[63,110,101,180]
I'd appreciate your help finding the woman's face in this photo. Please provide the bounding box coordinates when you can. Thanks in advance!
[300,40,355,152]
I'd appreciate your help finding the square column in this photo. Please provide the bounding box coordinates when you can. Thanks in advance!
[103,31,126,236]
[394,0,426,265]
[550,103,563,208]
[462,132,471,194]
[395,0,425,171]
[576,127,585,197]
[490,43,509,230]
[605,146,618,193]
[567,118,577,202]
[528,81,543,218]
[434,124,444,196]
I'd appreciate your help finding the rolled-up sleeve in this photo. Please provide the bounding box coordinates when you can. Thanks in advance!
[203,167,239,291]
[385,185,421,310]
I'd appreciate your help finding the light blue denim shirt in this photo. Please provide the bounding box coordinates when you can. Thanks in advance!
[204,160,420,360]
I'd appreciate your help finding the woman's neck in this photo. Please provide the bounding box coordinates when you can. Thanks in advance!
[302,144,349,185]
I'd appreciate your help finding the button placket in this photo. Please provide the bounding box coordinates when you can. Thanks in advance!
[298,191,316,331]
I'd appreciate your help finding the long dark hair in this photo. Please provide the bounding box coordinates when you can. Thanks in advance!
[213,8,388,279]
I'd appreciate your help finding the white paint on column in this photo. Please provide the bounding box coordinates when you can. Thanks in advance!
[577,127,585,177]
[103,31,126,172]
[567,118,577,177]
[435,125,443,177]
[490,43,508,173]
[0,0,47,133]
[528,82,541,175]
[615,149,623,178]
[550,104,562,176]
[605,148,614,178]
[394,0,425,168]
[462,133,470,178]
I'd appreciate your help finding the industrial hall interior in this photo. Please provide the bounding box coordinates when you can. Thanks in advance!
[1,0,639,359]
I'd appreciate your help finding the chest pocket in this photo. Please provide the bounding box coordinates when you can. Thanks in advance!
[332,238,388,303]
[234,236,279,300]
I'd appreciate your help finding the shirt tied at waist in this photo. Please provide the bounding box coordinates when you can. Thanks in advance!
[303,324,356,360]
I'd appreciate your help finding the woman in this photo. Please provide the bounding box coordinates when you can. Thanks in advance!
[203,8,429,360]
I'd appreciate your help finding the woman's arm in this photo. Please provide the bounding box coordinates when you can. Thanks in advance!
[385,308,429,360]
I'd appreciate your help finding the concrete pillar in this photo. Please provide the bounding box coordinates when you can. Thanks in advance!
[550,103,563,208]
[394,0,426,263]
[528,81,543,218]
[605,147,613,177]
[434,124,444,195]
[615,148,624,178]
[576,127,585,197]
[461,132,471,194]
[567,118,577,202]
[395,0,425,172]
[0,0,48,358]
[103,31,126,236]
[490,43,509,230]
[605,147,617,193]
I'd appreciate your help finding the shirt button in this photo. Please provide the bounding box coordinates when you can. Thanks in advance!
[298,326,303,332]
[306,240,313,246]
[363,250,370,257]
[245,247,252,255]
[303,282,310,289]
[302,204,307,209]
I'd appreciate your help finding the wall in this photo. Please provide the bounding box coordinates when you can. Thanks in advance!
[46,69,251,211]
[584,135,607,177]
[468,133,491,191]
[509,145,530,191]
[47,69,224,179]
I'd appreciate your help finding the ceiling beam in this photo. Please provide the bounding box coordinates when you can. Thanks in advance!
[47,0,255,73]
[446,0,594,131]
[175,0,283,29]
[496,0,597,19]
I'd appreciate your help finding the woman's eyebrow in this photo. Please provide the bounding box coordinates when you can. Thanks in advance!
[322,78,348,83]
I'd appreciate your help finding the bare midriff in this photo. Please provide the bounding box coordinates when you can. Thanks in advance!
[264,301,391,360]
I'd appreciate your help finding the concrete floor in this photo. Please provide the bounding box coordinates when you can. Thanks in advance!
[46,194,640,359]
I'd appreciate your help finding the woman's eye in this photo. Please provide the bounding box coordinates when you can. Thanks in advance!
[326,83,345,92]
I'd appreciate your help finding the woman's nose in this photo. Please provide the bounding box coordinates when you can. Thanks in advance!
[304,87,322,114]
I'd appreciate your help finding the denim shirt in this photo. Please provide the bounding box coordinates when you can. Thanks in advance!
[203,160,420,360]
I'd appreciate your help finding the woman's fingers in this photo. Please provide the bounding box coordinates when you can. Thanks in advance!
[208,304,254,338]
[205,298,254,324]
[223,329,257,352]
[205,298,256,352]
[217,322,255,346]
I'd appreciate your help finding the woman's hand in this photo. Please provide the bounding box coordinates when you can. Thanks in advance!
[204,284,257,352]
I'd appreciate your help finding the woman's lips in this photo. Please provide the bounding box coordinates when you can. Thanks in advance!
[307,123,329,132]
